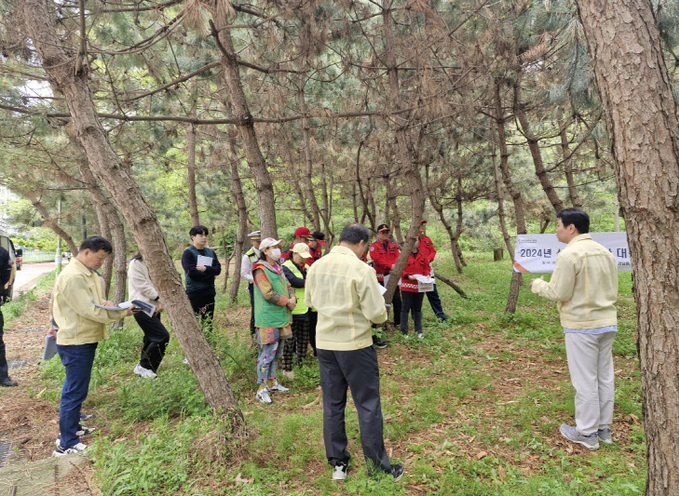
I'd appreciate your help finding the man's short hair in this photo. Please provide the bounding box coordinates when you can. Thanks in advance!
[189,225,209,237]
[79,236,113,254]
[557,208,590,234]
[339,223,370,245]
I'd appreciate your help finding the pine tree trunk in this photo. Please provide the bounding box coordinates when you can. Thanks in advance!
[386,178,404,245]
[298,76,322,230]
[108,209,127,304]
[213,27,277,239]
[427,180,464,274]
[493,152,514,260]
[108,210,127,328]
[187,120,201,226]
[22,0,245,427]
[559,118,582,209]
[24,191,79,255]
[320,162,332,237]
[513,80,564,214]
[95,204,113,298]
[494,79,527,314]
[381,0,426,304]
[575,1,679,493]
[228,148,248,303]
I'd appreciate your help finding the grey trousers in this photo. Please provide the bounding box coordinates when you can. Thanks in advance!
[318,346,393,475]
[564,332,616,436]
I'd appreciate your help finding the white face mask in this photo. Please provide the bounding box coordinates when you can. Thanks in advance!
[269,248,282,261]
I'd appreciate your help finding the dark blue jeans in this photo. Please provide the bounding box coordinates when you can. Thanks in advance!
[426,283,447,319]
[57,342,98,448]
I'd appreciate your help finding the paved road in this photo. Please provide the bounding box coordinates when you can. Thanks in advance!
[12,261,57,299]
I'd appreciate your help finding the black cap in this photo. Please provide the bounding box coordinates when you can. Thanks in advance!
[311,231,327,246]
[377,223,390,232]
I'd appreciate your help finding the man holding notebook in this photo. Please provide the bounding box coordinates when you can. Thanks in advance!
[51,236,135,456]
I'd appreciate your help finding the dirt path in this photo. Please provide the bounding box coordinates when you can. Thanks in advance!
[0,293,96,495]
[1,294,58,461]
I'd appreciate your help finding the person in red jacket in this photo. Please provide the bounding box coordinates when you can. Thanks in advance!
[281,227,311,262]
[368,224,402,329]
[307,231,326,265]
[418,221,448,320]
[400,242,429,338]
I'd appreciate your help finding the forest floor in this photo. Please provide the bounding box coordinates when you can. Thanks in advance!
[0,256,645,495]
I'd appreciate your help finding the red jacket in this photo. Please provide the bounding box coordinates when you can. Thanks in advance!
[308,245,323,266]
[418,235,437,264]
[369,240,400,282]
[400,251,429,293]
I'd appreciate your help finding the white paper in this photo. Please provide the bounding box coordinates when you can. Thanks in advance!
[93,300,156,318]
[94,301,133,311]
[196,255,213,267]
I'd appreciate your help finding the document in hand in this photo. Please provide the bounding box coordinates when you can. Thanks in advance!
[93,300,156,318]
[412,274,435,293]
[196,255,213,267]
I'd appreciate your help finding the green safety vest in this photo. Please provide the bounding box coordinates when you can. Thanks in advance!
[253,263,291,328]
[245,247,258,262]
[283,259,309,315]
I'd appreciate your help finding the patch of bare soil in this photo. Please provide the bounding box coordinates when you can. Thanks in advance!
[0,295,64,463]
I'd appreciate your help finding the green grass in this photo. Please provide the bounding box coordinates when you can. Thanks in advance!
[1,270,56,321]
[33,252,644,495]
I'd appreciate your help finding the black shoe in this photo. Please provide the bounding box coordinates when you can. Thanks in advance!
[391,463,404,481]
[1,377,18,387]
[372,336,389,349]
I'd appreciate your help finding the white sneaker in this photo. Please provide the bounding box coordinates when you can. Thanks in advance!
[256,388,272,404]
[332,462,348,480]
[76,426,96,436]
[53,442,88,457]
[417,333,424,339]
[282,370,295,379]
[134,364,157,378]
[269,382,289,393]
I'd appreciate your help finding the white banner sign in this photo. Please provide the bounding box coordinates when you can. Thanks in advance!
[513,232,632,273]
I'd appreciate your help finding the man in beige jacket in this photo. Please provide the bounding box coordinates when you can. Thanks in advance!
[306,223,403,481]
[531,208,618,451]
[52,237,135,456]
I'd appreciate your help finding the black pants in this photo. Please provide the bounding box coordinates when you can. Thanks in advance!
[378,281,401,326]
[426,283,447,319]
[134,312,170,373]
[282,319,311,371]
[308,311,318,356]
[318,346,393,476]
[400,291,424,335]
[0,309,8,380]
[248,283,256,335]
[188,292,215,339]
